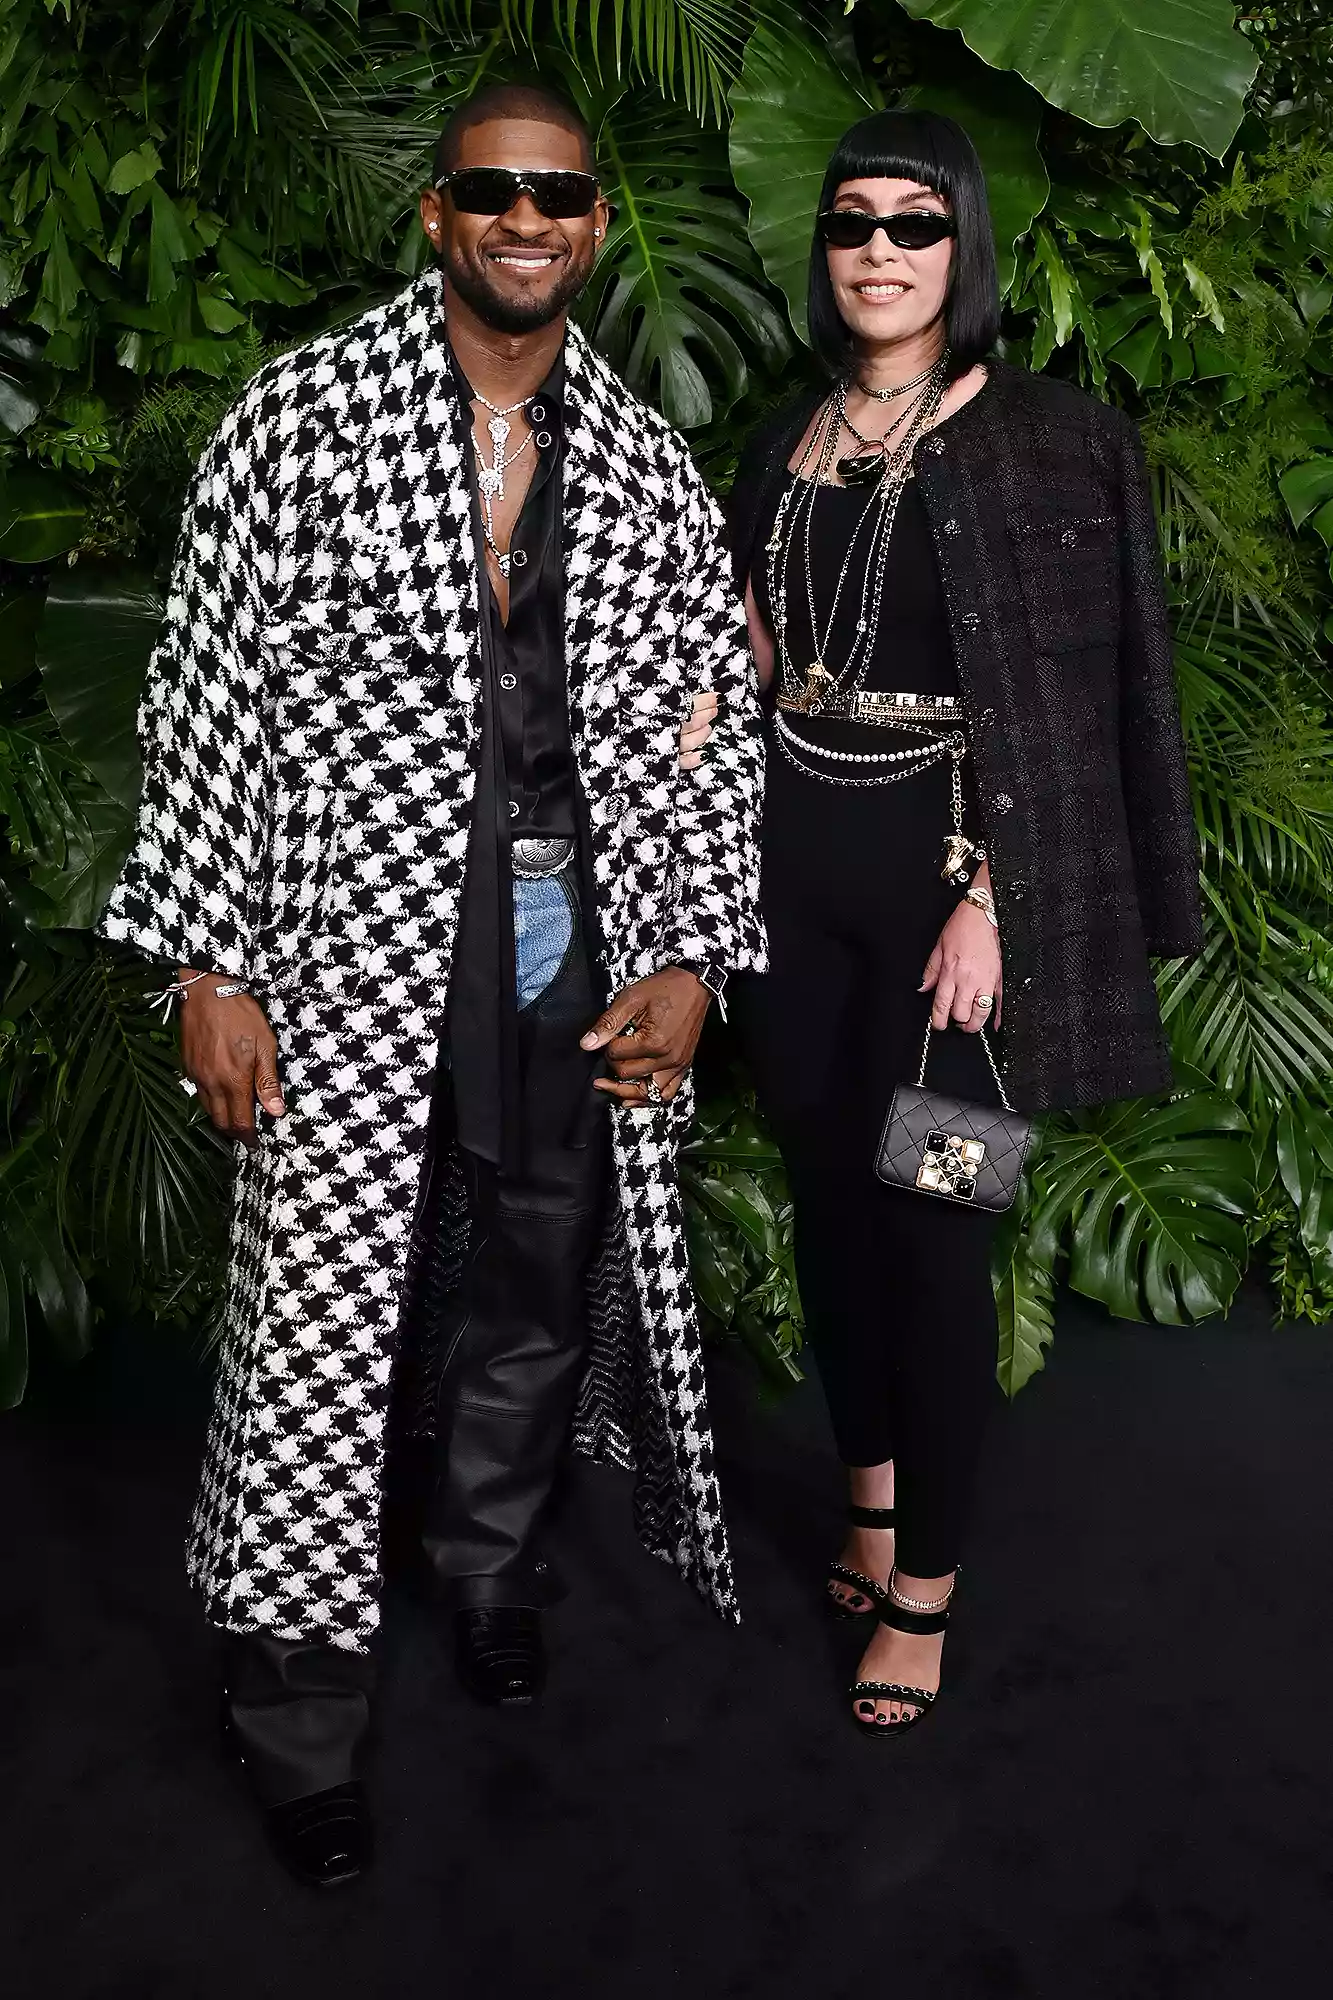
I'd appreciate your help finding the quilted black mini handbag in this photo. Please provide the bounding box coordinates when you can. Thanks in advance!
[875,1015,1033,1213]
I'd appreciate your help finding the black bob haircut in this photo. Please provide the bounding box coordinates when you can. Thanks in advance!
[807,109,1000,383]
[432,82,595,184]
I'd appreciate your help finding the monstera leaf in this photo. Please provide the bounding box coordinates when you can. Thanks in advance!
[728,16,874,343]
[37,568,162,809]
[581,94,792,428]
[992,1179,1056,1397]
[0,466,86,563]
[730,17,1050,340]
[28,792,134,931]
[914,55,1050,297]
[898,0,1257,159]
[1031,1080,1255,1324]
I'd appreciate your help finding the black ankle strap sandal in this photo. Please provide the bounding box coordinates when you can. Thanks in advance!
[825,1504,895,1622]
[849,1580,952,1737]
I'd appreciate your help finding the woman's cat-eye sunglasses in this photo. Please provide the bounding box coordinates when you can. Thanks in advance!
[818,209,957,251]
[434,167,601,219]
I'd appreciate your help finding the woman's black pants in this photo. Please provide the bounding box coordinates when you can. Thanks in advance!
[740,747,1002,1581]
[223,926,607,1806]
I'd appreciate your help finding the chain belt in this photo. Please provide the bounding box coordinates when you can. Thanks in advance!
[776,689,962,726]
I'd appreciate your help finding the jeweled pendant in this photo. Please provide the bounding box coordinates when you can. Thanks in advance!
[488,415,511,450]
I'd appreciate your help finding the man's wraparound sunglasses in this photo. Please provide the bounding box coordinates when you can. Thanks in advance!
[818,209,957,251]
[434,167,600,219]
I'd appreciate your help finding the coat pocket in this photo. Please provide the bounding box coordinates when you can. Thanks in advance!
[1010,511,1120,654]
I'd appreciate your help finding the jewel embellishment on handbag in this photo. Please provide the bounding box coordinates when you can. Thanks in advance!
[875,1012,1033,1215]
[916,1131,987,1199]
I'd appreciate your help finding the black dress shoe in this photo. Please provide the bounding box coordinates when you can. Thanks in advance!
[455,1606,546,1706]
[265,1782,372,1890]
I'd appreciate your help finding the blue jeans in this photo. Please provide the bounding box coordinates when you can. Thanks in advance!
[513,869,575,1010]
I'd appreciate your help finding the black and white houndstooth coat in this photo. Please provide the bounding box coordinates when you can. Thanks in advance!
[101,269,766,1654]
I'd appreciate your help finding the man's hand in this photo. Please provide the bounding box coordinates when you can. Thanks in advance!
[177,969,286,1148]
[581,966,711,1104]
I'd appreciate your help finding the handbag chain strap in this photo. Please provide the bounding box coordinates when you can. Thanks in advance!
[915,1015,1015,1114]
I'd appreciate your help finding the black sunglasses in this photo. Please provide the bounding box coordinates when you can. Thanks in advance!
[434,167,600,220]
[818,209,957,251]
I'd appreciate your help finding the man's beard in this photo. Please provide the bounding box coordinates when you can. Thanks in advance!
[440,243,591,333]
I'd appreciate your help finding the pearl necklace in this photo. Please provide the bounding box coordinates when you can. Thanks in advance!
[774,712,958,789]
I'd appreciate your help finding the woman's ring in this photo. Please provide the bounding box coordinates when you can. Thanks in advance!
[974,994,994,1012]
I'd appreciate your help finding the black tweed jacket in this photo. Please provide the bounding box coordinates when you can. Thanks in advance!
[729,363,1203,1113]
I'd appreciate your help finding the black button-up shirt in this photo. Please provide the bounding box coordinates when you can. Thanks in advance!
[484,367,577,838]
[444,346,583,1170]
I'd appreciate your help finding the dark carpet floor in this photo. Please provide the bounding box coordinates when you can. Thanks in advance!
[2,1287,1331,2000]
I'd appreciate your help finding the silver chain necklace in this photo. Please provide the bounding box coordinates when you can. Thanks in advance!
[767,355,949,715]
[470,389,533,582]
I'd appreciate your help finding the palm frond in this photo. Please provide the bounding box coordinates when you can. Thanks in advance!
[35,951,225,1271]
[519,2,753,125]
[1158,904,1333,1117]
[1176,617,1333,895]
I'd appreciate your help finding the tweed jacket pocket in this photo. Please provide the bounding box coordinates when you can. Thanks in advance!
[1011,510,1119,653]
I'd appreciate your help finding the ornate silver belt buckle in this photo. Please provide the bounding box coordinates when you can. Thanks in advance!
[916,1130,986,1198]
[511,836,573,879]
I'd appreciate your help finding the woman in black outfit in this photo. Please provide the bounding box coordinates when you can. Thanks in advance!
[713,110,1201,1735]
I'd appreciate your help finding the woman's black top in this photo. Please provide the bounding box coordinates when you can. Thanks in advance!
[753,474,959,753]
[728,363,1203,1114]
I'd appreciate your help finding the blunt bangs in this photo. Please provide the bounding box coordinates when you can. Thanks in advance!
[806,109,1001,382]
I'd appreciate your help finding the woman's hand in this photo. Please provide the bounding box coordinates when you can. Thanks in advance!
[919,898,1003,1033]
[679,689,718,770]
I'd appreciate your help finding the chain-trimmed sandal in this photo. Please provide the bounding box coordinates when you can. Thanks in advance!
[825,1503,895,1622]
[849,1574,953,1736]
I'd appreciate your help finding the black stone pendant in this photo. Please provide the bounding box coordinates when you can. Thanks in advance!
[836,450,884,487]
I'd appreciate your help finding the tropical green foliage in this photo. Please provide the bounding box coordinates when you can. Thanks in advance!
[2,0,1331,1407]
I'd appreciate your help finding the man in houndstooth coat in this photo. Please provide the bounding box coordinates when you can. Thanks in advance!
[100,85,765,1886]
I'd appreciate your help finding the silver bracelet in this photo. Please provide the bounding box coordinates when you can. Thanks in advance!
[154,973,249,1021]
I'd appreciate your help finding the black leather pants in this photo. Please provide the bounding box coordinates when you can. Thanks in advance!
[420,1132,606,1607]
[221,1629,376,1808]
[221,905,608,1803]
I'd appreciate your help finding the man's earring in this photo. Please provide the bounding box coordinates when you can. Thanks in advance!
[594,228,602,238]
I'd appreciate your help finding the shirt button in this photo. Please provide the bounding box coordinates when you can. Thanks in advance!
[530,404,546,422]
[536,432,553,450]
[508,801,519,819]
[500,673,517,690]
[511,549,528,569]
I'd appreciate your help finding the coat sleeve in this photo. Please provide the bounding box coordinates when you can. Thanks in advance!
[99,403,272,976]
[1109,411,1204,960]
[661,462,768,981]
